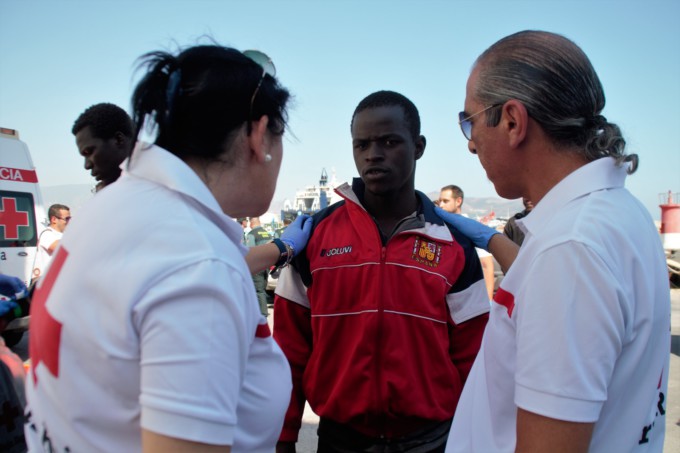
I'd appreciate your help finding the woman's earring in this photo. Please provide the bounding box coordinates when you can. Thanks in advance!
[264,154,272,163]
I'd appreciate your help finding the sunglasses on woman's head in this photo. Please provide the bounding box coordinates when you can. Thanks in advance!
[243,50,276,135]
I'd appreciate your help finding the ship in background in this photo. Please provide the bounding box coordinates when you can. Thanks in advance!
[280,168,342,221]
[266,168,341,293]
[277,167,508,228]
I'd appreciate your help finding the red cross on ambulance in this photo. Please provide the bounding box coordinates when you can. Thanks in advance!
[0,196,30,240]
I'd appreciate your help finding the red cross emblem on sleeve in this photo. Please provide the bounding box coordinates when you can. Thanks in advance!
[29,247,68,384]
[0,197,30,240]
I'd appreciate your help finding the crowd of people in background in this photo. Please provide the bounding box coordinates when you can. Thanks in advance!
[1,29,671,453]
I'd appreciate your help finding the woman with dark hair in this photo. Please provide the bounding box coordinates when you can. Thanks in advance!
[25,44,310,452]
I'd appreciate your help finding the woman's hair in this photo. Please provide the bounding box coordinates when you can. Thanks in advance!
[131,44,290,162]
[473,30,637,173]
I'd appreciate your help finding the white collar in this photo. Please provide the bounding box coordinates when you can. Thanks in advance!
[519,157,629,236]
[122,142,243,248]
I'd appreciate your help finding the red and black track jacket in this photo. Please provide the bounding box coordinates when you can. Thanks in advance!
[273,180,490,441]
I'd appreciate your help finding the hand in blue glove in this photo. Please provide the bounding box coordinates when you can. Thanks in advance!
[280,215,313,257]
[434,206,500,251]
[0,300,18,317]
[0,274,28,301]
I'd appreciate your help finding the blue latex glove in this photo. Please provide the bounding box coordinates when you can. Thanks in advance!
[0,274,25,317]
[0,300,18,317]
[0,274,27,301]
[280,215,313,257]
[434,206,500,251]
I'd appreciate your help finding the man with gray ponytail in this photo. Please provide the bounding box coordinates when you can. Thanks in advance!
[439,31,670,452]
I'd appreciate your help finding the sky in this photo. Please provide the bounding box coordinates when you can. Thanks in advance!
[1,0,678,220]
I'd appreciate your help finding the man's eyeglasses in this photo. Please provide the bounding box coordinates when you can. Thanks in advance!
[458,104,502,141]
[243,50,276,134]
[56,216,71,222]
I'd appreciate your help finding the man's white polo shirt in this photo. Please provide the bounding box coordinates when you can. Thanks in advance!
[447,157,670,452]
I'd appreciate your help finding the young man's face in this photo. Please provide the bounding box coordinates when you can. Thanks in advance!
[351,105,424,198]
[438,189,462,214]
[75,126,128,188]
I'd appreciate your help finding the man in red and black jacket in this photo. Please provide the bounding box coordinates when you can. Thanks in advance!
[274,91,489,453]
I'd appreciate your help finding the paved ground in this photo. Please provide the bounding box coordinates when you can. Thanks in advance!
[667,288,680,452]
[266,309,319,452]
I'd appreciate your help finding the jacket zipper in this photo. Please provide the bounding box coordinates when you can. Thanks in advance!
[375,244,387,437]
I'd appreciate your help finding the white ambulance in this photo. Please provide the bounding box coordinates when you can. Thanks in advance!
[0,127,48,285]
[0,127,46,345]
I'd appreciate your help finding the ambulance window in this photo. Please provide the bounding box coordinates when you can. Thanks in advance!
[0,190,38,247]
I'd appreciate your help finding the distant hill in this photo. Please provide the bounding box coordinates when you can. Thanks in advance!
[42,184,524,223]
[424,191,524,220]
[42,184,95,215]
[267,192,524,222]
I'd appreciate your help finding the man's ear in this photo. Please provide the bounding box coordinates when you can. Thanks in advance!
[415,135,426,160]
[501,100,528,148]
[114,131,126,147]
[247,116,271,163]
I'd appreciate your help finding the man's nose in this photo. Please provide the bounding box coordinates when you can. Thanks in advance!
[467,140,477,155]
[366,142,385,160]
[84,158,93,170]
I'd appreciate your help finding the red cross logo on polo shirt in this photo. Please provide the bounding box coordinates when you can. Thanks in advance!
[30,247,68,384]
[0,197,29,240]
[494,287,516,317]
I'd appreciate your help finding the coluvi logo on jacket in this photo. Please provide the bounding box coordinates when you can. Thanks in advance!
[320,245,353,257]
[411,237,441,268]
